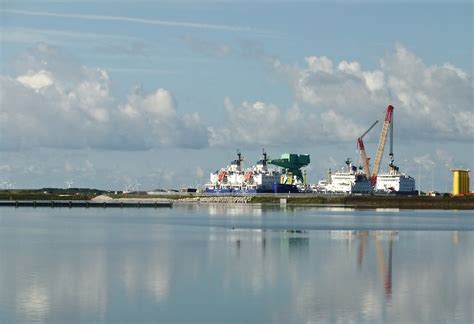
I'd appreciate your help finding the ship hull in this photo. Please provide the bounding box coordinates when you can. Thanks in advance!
[375,190,418,196]
[205,184,299,194]
[272,183,299,193]
[205,187,257,194]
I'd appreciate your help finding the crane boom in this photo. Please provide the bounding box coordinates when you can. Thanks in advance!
[389,111,394,164]
[357,120,379,176]
[371,105,394,184]
[360,120,379,139]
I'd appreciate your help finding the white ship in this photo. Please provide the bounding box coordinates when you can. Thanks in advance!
[206,151,246,193]
[316,159,373,194]
[376,163,416,194]
[241,151,281,192]
[206,151,299,193]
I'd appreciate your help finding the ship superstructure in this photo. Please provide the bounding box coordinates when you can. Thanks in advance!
[206,151,245,193]
[205,151,309,193]
[376,163,416,194]
[242,151,281,192]
[317,159,373,194]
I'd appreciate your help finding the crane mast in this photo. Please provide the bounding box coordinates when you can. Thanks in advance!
[357,120,379,177]
[371,105,394,184]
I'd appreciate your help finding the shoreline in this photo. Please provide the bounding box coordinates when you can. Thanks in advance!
[1,191,473,209]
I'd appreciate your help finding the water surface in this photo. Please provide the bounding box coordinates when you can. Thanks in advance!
[0,205,472,323]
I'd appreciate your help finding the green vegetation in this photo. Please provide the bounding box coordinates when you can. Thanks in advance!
[1,189,473,209]
[0,188,104,201]
[251,194,474,209]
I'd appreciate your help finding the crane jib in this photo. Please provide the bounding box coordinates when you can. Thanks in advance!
[372,105,395,179]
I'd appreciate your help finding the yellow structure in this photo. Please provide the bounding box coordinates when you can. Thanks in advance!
[451,169,470,195]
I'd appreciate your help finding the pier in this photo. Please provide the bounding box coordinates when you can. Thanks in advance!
[0,200,173,208]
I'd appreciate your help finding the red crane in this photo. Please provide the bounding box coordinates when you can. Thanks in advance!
[357,120,379,177]
[371,105,394,185]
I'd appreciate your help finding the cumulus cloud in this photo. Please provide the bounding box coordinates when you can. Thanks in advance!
[1,43,471,153]
[208,98,362,147]
[270,45,473,141]
[0,43,209,150]
[208,45,471,149]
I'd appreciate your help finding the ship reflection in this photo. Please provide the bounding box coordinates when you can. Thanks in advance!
[230,229,309,260]
[356,230,396,301]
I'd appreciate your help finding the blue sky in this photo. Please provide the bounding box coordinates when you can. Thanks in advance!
[0,0,472,191]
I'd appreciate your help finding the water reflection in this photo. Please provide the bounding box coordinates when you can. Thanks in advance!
[16,281,49,323]
[356,231,396,300]
[0,208,472,323]
[208,203,262,216]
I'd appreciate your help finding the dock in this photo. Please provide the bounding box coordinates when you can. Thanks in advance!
[0,200,173,208]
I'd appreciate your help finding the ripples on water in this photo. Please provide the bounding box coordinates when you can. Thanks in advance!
[0,205,472,323]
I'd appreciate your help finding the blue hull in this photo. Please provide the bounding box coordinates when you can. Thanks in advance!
[205,188,232,194]
[205,188,257,194]
[272,183,299,193]
[375,190,419,196]
[205,184,300,194]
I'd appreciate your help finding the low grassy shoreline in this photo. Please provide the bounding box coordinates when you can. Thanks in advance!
[1,190,473,209]
[250,195,474,209]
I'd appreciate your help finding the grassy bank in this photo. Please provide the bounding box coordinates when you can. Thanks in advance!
[251,195,474,209]
[0,189,102,201]
[2,190,473,209]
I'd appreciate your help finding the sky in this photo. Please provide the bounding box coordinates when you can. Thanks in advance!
[0,0,472,191]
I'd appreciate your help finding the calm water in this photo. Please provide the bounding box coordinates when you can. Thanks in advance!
[0,204,473,323]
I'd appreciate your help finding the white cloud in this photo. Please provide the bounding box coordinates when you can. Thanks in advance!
[16,70,54,90]
[118,88,209,148]
[208,45,471,150]
[305,56,333,73]
[1,43,471,155]
[270,45,473,141]
[0,43,208,150]
[208,98,363,147]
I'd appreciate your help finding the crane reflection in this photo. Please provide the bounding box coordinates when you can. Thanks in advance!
[356,230,396,301]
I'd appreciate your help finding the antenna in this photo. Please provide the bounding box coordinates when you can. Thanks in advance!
[237,149,242,164]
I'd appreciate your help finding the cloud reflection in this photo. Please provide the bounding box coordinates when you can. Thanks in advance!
[1,209,472,323]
